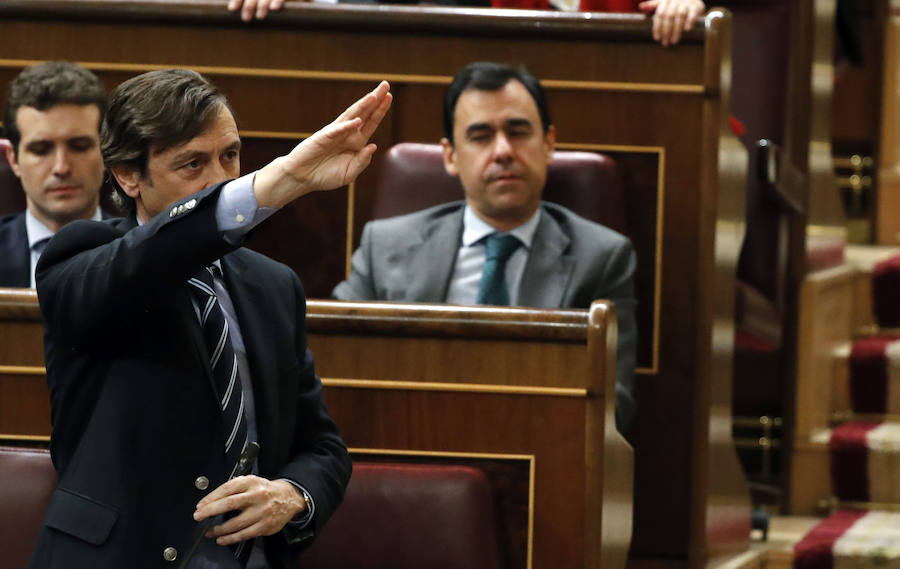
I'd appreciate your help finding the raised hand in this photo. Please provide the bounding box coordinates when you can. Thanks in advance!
[253,81,392,209]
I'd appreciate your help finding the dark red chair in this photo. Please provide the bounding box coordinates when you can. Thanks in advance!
[372,142,630,236]
[300,462,504,569]
[0,446,56,569]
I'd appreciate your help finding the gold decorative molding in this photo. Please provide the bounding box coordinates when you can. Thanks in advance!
[0,59,705,95]
[240,130,313,140]
[0,434,50,442]
[0,365,45,375]
[323,378,588,397]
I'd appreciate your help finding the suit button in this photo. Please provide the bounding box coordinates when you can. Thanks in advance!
[163,547,177,562]
[195,476,209,491]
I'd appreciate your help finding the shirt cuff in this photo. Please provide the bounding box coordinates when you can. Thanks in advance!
[280,479,315,529]
[217,172,278,243]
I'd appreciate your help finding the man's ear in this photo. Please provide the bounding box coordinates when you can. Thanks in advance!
[440,137,459,177]
[109,164,143,199]
[543,125,556,162]
[5,143,21,179]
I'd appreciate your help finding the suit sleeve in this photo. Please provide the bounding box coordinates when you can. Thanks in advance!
[36,185,235,343]
[331,221,378,301]
[596,238,638,434]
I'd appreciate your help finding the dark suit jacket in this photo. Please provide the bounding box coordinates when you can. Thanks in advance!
[0,209,116,288]
[30,184,350,569]
[333,200,637,431]
[0,212,30,287]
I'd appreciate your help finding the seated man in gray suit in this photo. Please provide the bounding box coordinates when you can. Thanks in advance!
[333,61,638,433]
[0,61,107,287]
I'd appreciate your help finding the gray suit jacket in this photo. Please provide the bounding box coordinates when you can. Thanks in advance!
[333,201,637,432]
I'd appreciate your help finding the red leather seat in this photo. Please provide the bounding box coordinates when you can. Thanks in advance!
[300,462,504,569]
[0,446,56,569]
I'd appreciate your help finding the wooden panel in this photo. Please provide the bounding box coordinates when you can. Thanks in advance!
[0,3,749,567]
[0,293,632,569]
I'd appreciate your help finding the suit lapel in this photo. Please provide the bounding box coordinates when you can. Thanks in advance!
[404,208,463,302]
[2,214,31,287]
[518,209,575,308]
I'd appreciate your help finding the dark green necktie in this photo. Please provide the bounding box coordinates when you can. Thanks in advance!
[476,234,522,306]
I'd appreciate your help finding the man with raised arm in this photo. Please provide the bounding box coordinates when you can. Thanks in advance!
[29,69,391,569]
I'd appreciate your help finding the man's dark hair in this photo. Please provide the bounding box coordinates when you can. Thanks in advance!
[3,61,107,154]
[101,69,232,212]
[442,62,552,144]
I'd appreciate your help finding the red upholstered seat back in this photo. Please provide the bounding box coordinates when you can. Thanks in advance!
[0,138,27,215]
[300,461,504,569]
[0,446,56,568]
[372,142,630,236]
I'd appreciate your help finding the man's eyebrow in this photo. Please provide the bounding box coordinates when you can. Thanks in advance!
[169,148,209,166]
[464,122,494,136]
[504,117,534,129]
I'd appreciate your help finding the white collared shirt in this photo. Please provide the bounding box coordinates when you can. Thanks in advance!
[25,206,102,288]
[445,205,541,305]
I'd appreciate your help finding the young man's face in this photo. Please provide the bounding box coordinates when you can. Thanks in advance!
[441,79,555,231]
[7,103,104,232]
[116,105,241,223]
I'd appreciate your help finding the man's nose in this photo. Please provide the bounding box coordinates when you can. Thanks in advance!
[207,159,232,185]
[491,132,514,162]
[51,148,71,177]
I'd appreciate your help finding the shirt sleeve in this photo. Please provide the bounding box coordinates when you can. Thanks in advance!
[216,172,278,244]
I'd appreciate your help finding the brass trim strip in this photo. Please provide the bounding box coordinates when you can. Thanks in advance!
[832,411,900,423]
[349,447,535,461]
[837,500,900,512]
[322,378,588,397]
[555,142,665,154]
[346,182,355,279]
[652,146,665,376]
[241,130,313,140]
[0,60,704,94]
[348,446,534,569]
[0,434,50,442]
[0,365,45,375]
[527,451,535,569]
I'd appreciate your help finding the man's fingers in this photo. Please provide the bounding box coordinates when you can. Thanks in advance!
[359,91,393,141]
[344,143,378,182]
[195,476,252,519]
[334,81,389,125]
[637,0,658,14]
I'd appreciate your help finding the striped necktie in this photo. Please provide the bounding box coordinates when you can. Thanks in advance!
[476,234,522,306]
[187,266,250,482]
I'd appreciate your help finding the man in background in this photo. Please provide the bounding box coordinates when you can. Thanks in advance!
[333,62,638,432]
[0,61,107,287]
